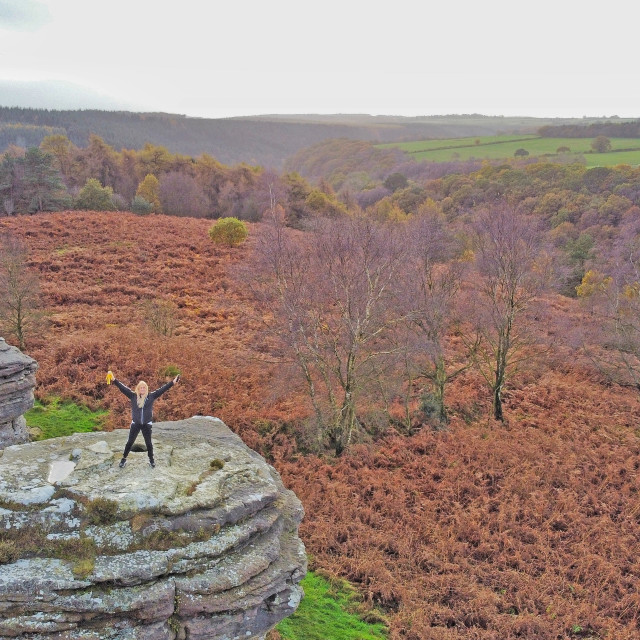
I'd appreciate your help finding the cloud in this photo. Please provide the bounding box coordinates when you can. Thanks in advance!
[0,0,51,31]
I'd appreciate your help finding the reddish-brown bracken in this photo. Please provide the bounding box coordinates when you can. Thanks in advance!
[1,211,639,639]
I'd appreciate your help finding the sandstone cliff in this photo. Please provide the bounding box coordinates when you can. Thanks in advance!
[0,338,37,448]
[0,416,306,639]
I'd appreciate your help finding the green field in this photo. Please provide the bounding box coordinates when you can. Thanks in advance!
[379,136,640,167]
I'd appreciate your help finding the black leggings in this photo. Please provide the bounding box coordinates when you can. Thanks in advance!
[122,422,154,462]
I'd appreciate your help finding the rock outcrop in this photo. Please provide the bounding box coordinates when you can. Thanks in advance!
[0,417,306,639]
[0,338,38,448]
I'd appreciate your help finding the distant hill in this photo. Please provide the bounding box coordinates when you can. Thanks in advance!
[0,80,135,111]
[0,106,635,168]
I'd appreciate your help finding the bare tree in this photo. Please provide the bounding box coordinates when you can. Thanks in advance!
[401,213,471,427]
[256,211,408,454]
[0,234,43,350]
[141,298,178,337]
[467,204,547,421]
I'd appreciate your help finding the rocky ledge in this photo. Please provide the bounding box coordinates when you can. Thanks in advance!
[0,417,306,640]
[0,338,38,448]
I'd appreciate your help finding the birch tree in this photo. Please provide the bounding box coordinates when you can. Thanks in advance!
[469,204,547,421]
[257,211,407,454]
[0,234,43,350]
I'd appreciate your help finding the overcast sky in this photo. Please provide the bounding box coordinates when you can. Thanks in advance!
[0,0,638,119]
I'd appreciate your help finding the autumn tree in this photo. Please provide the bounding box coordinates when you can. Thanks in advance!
[78,135,119,189]
[135,174,161,212]
[138,143,172,177]
[159,171,208,218]
[467,204,547,421]
[116,149,141,202]
[591,136,612,153]
[283,172,313,226]
[0,234,43,349]
[576,220,640,389]
[40,134,77,184]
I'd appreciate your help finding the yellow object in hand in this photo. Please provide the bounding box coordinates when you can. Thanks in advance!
[106,371,114,385]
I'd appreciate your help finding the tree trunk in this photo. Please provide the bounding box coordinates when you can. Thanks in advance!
[434,356,448,426]
[493,385,504,421]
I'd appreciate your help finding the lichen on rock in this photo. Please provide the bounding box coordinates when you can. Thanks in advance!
[0,416,306,639]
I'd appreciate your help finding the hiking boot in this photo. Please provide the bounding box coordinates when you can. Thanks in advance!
[149,460,156,468]
[119,458,126,468]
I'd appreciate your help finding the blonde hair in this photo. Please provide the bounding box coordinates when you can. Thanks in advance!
[135,381,148,408]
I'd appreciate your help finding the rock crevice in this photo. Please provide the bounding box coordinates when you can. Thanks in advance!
[0,416,306,639]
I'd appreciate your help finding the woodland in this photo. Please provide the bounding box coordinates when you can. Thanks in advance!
[1,123,640,639]
[0,108,634,167]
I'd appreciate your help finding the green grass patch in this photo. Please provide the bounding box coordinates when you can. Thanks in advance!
[378,134,539,153]
[378,135,640,167]
[26,397,108,440]
[275,571,388,640]
[583,149,640,167]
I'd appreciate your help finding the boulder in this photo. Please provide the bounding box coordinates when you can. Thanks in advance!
[0,417,306,639]
[0,338,38,448]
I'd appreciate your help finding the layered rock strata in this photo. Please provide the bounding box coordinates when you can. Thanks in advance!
[0,338,38,448]
[0,416,306,639]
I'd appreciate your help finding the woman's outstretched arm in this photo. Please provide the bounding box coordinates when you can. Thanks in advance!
[107,371,136,399]
[149,375,180,399]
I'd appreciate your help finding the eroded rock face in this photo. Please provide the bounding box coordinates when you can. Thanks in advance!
[0,338,38,448]
[0,417,306,639]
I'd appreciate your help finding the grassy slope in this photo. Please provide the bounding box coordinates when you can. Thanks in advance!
[26,397,107,439]
[274,572,388,640]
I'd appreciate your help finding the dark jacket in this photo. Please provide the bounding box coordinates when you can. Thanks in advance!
[113,379,174,425]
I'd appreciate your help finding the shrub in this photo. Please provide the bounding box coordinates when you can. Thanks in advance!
[84,497,119,525]
[111,193,127,211]
[75,178,115,211]
[131,195,153,215]
[208,217,248,247]
[52,535,97,562]
[0,541,20,564]
[383,172,408,192]
[159,364,181,378]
